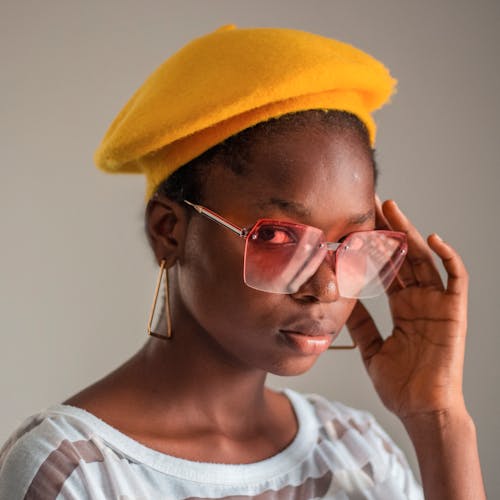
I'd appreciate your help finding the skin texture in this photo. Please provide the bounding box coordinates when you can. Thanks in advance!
[65,124,485,498]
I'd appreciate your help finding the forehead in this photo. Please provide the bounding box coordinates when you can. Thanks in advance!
[203,125,375,226]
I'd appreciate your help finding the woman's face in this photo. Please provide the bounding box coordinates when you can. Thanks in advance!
[175,124,375,376]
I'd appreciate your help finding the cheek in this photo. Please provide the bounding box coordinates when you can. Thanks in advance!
[181,223,242,291]
[177,223,280,333]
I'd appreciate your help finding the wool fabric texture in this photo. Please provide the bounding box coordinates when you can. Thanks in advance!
[94,25,396,200]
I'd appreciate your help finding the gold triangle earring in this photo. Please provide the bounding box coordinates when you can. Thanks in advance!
[147,259,172,340]
[328,339,357,350]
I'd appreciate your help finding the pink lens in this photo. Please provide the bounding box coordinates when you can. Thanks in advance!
[243,220,326,294]
[335,231,407,298]
[244,221,406,297]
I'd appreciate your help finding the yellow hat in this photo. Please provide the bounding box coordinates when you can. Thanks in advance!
[94,25,396,200]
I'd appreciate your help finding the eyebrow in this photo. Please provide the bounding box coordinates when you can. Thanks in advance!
[255,198,375,226]
[348,208,375,225]
[255,198,312,218]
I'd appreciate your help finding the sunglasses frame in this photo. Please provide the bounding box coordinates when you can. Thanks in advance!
[184,199,407,292]
[184,200,342,250]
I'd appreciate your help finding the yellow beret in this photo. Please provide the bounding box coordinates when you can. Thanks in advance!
[94,25,396,200]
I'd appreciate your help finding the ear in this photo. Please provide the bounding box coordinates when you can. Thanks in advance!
[145,196,188,267]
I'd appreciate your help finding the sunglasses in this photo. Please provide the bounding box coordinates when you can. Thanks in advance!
[184,200,407,298]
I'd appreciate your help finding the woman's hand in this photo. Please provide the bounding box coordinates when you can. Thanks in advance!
[347,198,485,499]
[346,198,468,420]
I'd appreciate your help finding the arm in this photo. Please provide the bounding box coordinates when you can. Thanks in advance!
[403,407,483,500]
[347,199,485,500]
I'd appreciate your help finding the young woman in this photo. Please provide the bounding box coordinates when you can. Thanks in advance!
[0,25,485,499]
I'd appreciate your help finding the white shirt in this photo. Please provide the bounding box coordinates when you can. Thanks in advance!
[0,389,423,499]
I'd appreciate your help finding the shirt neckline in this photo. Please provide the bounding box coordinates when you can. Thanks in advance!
[45,388,319,485]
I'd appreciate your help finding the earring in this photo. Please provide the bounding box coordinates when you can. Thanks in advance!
[328,318,357,349]
[328,339,357,350]
[147,259,172,340]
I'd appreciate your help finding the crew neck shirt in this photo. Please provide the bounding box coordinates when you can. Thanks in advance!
[0,389,423,499]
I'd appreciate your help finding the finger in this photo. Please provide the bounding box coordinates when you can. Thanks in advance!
[382,200,444,289]
[428,233,469,296]
[376,198,417,290]
[346,301,384,365]
[375,196,411,292]
[374,194,393,231]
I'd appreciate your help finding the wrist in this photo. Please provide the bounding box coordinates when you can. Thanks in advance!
[401,406,485,500]
[401,402,478,467]
[401,404,474,441]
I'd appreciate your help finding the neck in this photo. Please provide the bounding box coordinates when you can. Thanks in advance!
[140,336,269,421]
[116,325,296,463]
[126,293,278,435]
[64,286,298,462]
[112,270,296,439]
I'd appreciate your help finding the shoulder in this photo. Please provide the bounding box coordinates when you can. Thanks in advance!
[0,406,106,499]
[289,389,388,438]
[302,391,405,460]
[285,389,423,499]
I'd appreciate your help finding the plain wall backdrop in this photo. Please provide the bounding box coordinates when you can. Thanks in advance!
[1,0,499,496]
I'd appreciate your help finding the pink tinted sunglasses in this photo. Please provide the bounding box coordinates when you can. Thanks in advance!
[184,200,407,298]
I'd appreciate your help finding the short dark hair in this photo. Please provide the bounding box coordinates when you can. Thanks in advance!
[154,109,377,205]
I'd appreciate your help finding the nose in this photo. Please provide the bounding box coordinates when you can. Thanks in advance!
[290,251,340,303]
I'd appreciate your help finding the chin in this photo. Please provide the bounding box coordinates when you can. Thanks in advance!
[266,354,321,377]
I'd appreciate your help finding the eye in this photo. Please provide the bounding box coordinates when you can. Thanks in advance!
[252,225,297,245]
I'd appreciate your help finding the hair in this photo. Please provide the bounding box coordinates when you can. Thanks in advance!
[154,110,377,206]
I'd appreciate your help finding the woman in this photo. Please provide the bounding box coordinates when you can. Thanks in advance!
[0,25,485,499]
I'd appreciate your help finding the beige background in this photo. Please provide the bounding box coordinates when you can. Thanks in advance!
[1,0,499,496]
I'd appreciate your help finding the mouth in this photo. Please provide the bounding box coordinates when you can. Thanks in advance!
[278,328,335,355]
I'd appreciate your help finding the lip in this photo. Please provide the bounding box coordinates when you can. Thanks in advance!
[280,317,337,336]
[279,329,334,355]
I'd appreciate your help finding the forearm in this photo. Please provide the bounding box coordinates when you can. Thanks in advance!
[403,408,485,500]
